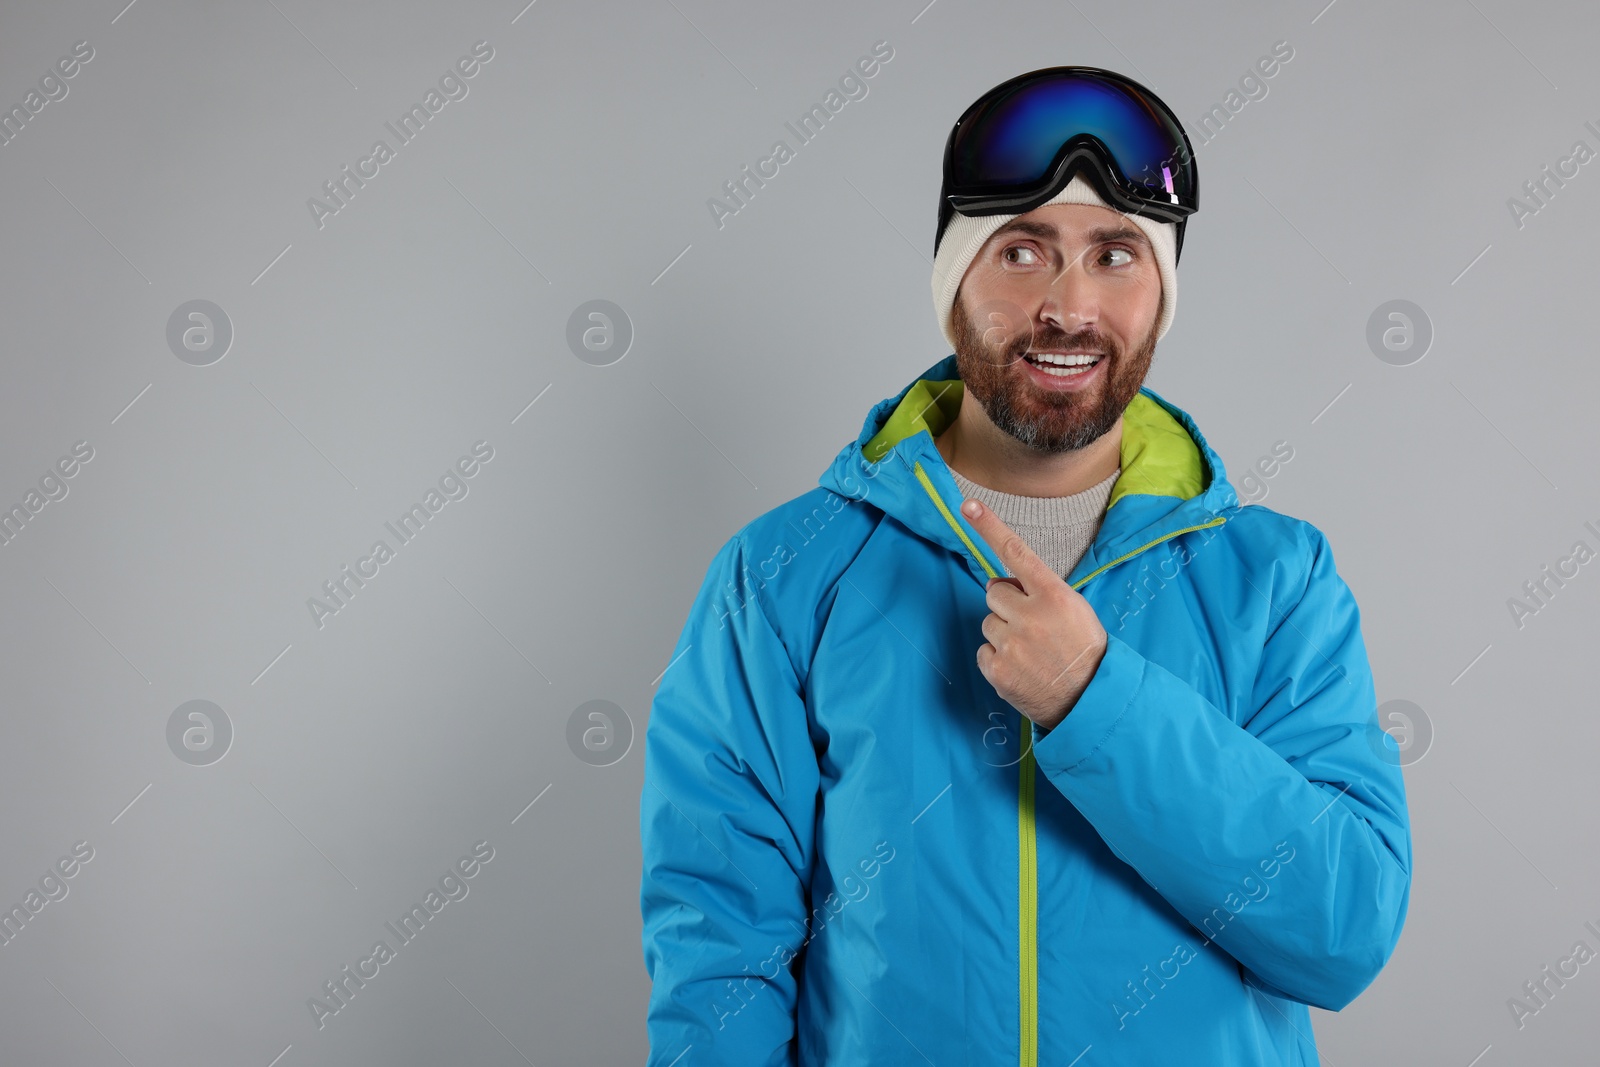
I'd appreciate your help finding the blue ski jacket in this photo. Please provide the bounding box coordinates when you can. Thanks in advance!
[640,354,1412,1065]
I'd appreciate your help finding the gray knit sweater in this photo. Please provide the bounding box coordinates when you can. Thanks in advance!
[949,466,1119,580]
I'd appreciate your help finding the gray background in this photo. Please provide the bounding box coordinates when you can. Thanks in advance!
[0,0,1594,1063]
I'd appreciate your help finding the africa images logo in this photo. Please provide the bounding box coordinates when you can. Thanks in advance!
[306,441,494,629]
[705,40,894,230]
[307,841,495,1030]
[306,41,495,230]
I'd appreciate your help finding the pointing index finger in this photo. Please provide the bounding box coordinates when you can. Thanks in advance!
[960,498,1055,591]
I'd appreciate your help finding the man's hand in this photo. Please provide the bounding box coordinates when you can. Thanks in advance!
[962,498,1108,732]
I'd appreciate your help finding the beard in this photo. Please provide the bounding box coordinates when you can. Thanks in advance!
[950,292,1159,453]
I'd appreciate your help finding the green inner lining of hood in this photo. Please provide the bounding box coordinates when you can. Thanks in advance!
[862,378,1206,507]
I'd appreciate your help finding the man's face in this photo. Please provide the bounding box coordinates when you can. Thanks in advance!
[950,202,1163,453]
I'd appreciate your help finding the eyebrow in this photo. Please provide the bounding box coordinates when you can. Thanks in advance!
[991,218,1150,250]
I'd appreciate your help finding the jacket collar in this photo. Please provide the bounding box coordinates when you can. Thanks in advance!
[818,354,1240,589]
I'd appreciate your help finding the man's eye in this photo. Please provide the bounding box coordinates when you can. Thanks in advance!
[1102,248,1133,267]
[1004,246,1040,265]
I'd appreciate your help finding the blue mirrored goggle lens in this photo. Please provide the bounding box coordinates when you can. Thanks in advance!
[950,74,1193,203]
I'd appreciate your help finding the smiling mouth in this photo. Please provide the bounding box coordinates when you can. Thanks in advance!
[1023,351,1102,378]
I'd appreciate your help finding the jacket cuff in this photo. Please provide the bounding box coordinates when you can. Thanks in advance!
[1030,632,1146,775]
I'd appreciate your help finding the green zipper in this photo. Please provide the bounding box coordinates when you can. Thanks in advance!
[1018,741,1038,1066]
[1066,516,1226,593]
[912,459,1226,1066]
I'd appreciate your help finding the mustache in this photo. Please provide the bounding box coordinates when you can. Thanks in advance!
[1012,327,1115,358]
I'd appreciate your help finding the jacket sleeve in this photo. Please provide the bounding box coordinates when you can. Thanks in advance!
[1030,523,1412,1011]
[639,533,819,1066]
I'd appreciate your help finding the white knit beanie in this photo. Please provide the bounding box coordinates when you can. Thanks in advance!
[931,173,1178,351]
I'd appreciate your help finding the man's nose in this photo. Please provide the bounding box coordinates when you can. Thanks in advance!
[1037,254,1100,332]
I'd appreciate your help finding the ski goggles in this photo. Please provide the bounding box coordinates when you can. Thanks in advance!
[937,66,1198,261]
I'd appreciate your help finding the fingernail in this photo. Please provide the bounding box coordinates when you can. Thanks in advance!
[962,500,980,517]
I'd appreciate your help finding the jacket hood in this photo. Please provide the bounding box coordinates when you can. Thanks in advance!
[818,354,1240,589]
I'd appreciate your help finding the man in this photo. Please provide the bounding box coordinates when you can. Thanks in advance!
[640,66,1411,1066]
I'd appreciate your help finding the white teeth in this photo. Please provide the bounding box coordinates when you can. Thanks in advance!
[1027,352,1100,366]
